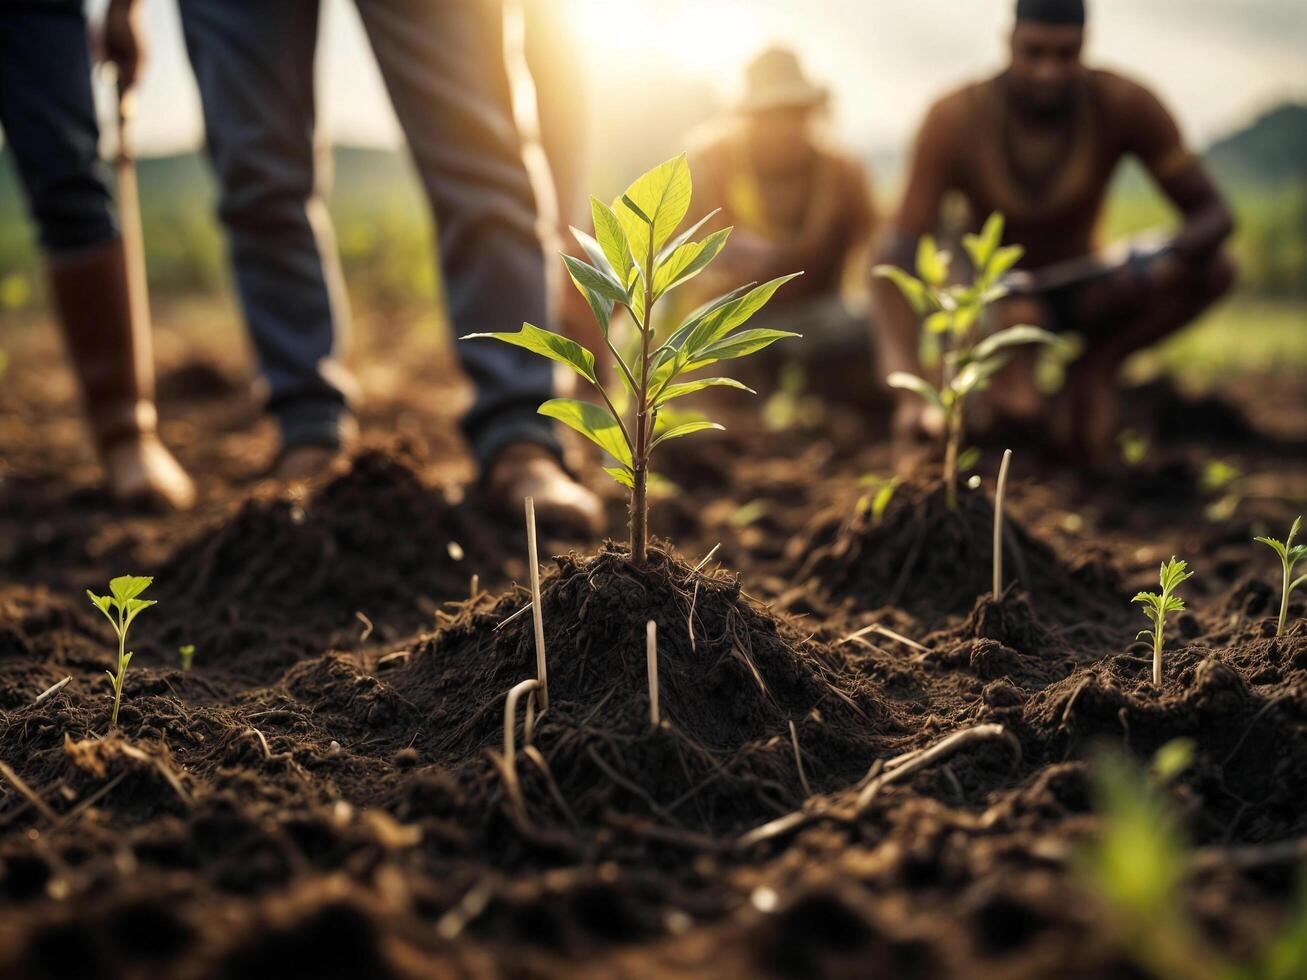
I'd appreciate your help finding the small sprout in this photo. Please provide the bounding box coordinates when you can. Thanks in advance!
[87,575,157,731]
[874,213,1057,507]
[1254,516,1306,637]
[856,474,902,524]
[463,154,801,563]
[178,644,196,672]
[1118,429,1149,466]
[1133,557,1193,687]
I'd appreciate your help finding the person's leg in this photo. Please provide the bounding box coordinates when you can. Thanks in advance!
[0,2,193,509]
[178,0,356,465]
[1066,249,1236,460]
[353,0,559,470]
[354,0,600,532]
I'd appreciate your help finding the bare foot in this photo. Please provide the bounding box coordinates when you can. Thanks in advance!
[102,434,196,511]
[486,443,604,537]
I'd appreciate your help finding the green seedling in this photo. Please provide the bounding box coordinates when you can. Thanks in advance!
[1254,516,1306,637]
[1118,428,1150,466]
[874,212,1058,507]
[87,575,156,731]
[464,154,801,563]
[1081,741,1307,980]
[178,644,197,672]
[856,474,902,525]
[1133,557,1193,687]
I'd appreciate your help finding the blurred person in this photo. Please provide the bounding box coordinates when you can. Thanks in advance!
[0,0,194,510]
[177,0,601,531]
[688,47,878,401]
[873,0,1235,465]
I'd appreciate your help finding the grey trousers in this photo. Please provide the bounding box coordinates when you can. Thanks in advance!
[178,0,559,467]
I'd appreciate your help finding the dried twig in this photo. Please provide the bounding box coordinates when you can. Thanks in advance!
[525,497,549,709]
[647,620,660,727]
[839,622,928,653]
[691,543,721,575]
[33,676,72,706]
[993,448,1012,598]
[856,723,1019,810]
[0,758,59,823]
[789,720,812,797]
[355,611,374,643]
[502,678,539,818]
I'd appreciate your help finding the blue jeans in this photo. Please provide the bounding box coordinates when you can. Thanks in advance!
[179,0,561,467]
[0,1,118,256]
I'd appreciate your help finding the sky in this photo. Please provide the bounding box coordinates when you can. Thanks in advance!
[100,0,1307,158]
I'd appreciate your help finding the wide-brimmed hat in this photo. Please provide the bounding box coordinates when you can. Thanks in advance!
[737,47,829,114]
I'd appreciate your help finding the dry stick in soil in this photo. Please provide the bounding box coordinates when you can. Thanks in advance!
[993,448,1012,598]
[525,496,549,710]
[647,619,660,727]
[463,154,801,563]
[739,723,1019,848]
[789,720,813,797]
[502,678,540,817]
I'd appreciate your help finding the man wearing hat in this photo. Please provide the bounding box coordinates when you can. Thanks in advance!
[688,47,878,402]
[874,0,1236,463]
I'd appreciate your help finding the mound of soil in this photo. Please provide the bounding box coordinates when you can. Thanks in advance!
[795,479,1125,625]
[147,450,498,678]
[390,542,885,842]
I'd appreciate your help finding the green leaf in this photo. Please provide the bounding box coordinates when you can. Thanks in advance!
[109,575,152,604]
[538,398,631,467]
[1256,536,1289,561]
[122,598,156,631]
[951,356,1009,397]
[653,228,731,297]
[461,323,597,383]
[971,325,1060,362]
[682,274,802,357]
[602,465,635,489]
[683,328,800,373]
[872,264,930,315]
[962,212,1004,271]
[570,226,619,281]
[560,254,628,306]
[651,420,724,448]
[590,197,634,283]
[886,371,943,410]
[654,281,758,365]
[924,311,952,334]
[615,154,693,269]
[655,377,755,406]
[915,235,949,286]
[656,208,721,263]
[986,244,1025,283]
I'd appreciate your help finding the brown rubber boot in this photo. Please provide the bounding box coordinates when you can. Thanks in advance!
[47,240,195,511]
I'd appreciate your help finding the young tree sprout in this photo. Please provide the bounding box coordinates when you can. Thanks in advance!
[87,575,156,731]
[1133,558,1193,687]
[1254,516,1306,637]
[178,644,196,672]
[874,213,1058,507]
[464,154,801,563]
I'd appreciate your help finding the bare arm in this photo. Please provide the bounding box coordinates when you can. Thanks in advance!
[1128,82,1234,261]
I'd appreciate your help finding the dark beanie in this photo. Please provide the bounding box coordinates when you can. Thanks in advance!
[1016,0,1086,25]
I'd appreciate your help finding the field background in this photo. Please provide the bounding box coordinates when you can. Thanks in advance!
[0,101,1303,386]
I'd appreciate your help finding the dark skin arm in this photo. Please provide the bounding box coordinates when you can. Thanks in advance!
[1024,82,1233,294]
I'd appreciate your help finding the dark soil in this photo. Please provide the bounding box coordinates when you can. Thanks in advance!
[0,304,1304,978]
